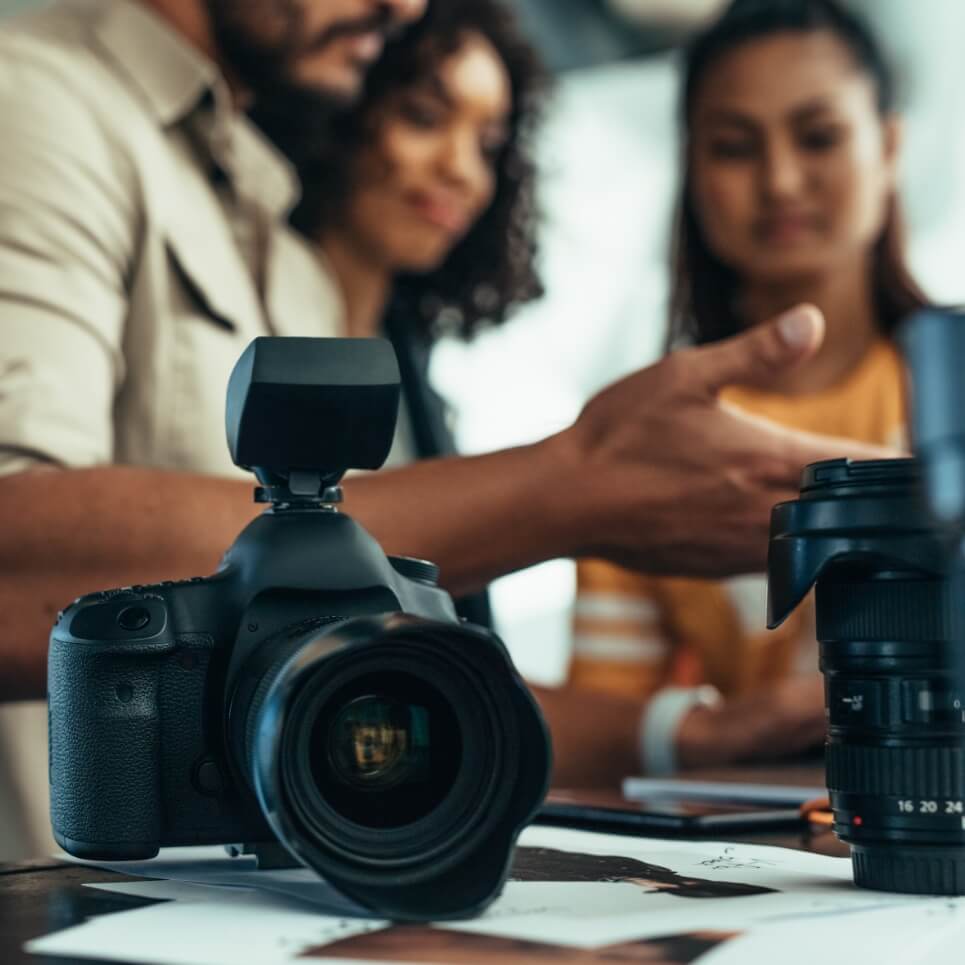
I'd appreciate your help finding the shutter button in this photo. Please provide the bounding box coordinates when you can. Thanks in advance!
[117,606,151,632]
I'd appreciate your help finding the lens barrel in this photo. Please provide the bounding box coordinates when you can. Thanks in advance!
[230,614,550,920]
[769,458,965,895]
[819,578,965,894]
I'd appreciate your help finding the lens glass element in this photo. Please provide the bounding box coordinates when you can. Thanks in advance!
[328,695,430,791]
[308,671,461,829]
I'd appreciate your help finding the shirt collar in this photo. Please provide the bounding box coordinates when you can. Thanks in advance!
[91,0,220,128]
[229,120,301,220]
[91,1,299,218]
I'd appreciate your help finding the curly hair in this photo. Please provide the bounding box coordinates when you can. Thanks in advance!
[287,0,549,341]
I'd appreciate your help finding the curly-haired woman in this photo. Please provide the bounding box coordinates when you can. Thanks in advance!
[264,0,547,629]
[289,0,546,347]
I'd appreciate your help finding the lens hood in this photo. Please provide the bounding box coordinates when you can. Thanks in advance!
[245,614,550,921]
[767,459,945,628]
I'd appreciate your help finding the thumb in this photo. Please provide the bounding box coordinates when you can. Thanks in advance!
[690,304,825,396]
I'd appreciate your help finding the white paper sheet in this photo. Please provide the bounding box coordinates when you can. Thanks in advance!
[62,846,370,916]
[698,902,965,965]
[84,879,246,903]
[435,826,931,948]
[26,889,388,965]
[30,827,965,965]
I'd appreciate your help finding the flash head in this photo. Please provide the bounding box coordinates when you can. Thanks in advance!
[226,337,401,492]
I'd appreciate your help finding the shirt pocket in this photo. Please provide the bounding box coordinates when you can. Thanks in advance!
[161,233,263,476]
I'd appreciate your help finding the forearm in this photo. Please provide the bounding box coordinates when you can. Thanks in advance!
[0,466,262,700]
[534,683,743,788]
[532,685,641,788]
[343,435,580,597]
[534,678,826,787]
[0,440,581,700]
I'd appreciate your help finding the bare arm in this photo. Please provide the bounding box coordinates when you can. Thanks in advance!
[532,685,642,787]
[0,425,583,699]
[0,308,899,701]
[534,676,827,788]
[0,468,258,699]
[0,438,571,699]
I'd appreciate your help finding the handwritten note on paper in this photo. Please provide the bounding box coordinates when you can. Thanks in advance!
[695,845,780,873]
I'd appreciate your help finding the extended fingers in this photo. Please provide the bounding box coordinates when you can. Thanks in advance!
[688,305,825,396]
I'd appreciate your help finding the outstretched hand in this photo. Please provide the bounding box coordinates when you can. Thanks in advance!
[558,305,898,576]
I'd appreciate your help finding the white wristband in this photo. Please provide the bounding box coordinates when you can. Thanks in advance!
[639,685,722,776]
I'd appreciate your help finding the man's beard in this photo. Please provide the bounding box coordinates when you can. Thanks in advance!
[204,1,393,164]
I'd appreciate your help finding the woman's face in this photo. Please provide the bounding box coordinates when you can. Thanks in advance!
[341,31,512,273]
[688,30,900,285]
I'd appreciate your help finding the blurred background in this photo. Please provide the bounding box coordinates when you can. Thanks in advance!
[433,0,965,687]
[5,0,965,688]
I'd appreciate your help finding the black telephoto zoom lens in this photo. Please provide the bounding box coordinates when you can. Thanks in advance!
[820,573,965,894]
[769,459,965,895]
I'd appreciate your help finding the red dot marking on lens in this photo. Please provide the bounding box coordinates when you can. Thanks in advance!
[853,816,863,826]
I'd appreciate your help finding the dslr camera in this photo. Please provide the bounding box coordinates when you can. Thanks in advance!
[767,309,965,896]
[48,337,551,921]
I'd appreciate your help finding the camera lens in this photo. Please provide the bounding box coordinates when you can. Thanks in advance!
[327,696,425,790]
[229,614,550,919]
[305,673,461,829]
[819,573,965,894]
[769,458,965,895]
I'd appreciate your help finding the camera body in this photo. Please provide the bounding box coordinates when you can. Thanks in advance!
[49,337,551,921]
[48,512,458,859]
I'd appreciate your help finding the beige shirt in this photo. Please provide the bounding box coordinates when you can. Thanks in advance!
[0,0,345,480]
[0,0,353,862]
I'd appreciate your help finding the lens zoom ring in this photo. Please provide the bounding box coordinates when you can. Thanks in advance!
[816,581,951,642]
[852,847,965,896]
[827,743,965,798]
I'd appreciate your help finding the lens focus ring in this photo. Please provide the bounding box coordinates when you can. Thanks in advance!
[852,845,965,895]
[827,743,965,798]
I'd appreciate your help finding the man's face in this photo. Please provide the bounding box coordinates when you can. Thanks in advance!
[206,0,428,105]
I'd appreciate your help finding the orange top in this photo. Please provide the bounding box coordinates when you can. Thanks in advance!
[571,339,907,700]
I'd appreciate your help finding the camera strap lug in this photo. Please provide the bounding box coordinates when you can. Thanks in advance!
[224,841,299,870]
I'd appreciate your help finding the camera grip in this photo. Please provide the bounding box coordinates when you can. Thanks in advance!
[48,638,163,859]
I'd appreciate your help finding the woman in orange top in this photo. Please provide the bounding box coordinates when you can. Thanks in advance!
[564,0,929,783]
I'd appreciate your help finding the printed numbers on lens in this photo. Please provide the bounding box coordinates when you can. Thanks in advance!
[898,800,964,815]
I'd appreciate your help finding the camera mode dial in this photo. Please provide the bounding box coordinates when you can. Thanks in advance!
[389,556,440,586]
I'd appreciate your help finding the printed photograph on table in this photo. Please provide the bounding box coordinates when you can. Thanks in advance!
[310,926,738,963]
[509,847,777,898]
